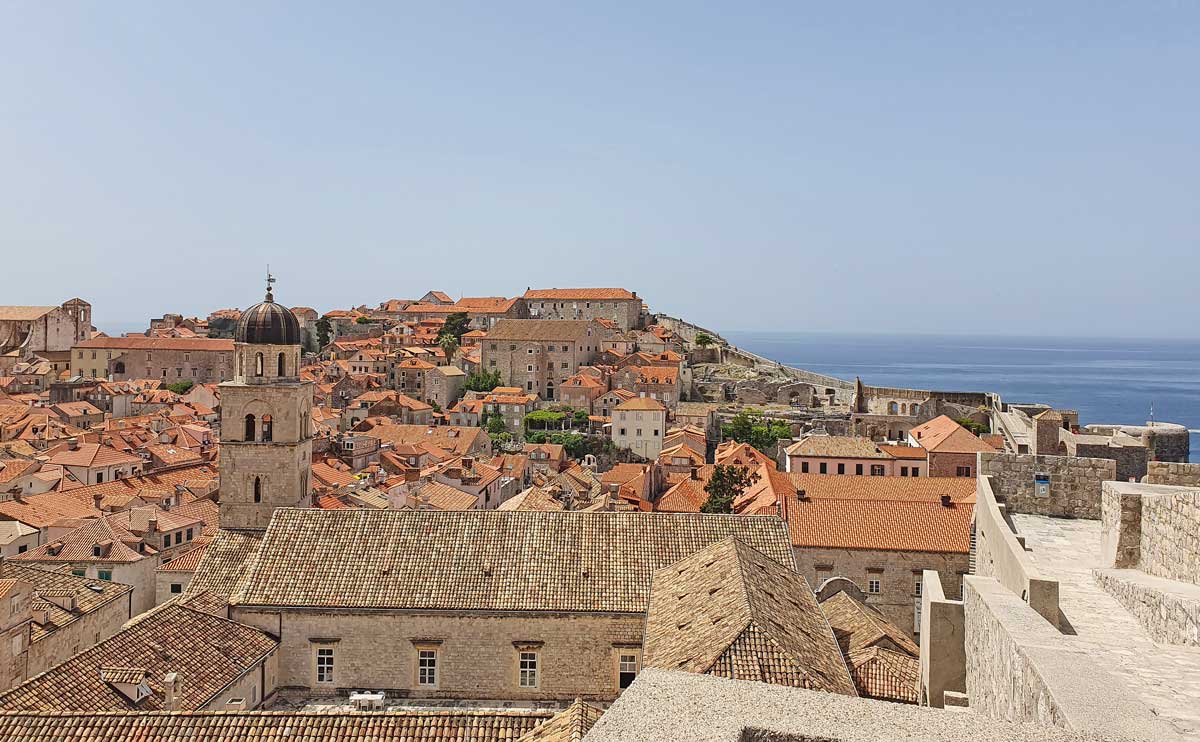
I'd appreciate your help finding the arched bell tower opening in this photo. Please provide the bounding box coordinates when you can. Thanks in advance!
[219,273,314,530]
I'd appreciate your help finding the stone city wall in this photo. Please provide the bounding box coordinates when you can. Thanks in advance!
[1092,569,1200,647]
[977,452,1115,519]
[1143,461,1200,487]
[972,476,1059,626]
[1139,486,1200,586]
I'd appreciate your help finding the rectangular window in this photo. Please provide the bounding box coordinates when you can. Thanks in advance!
[868,579,881,594]
[186,528,193,540]
[819,463,827,474]
[901,466,909,476]
[912,467,920,477]
[619,428,626,436]
[98,569,112,581]
[855,464,863,475]
[618,653,638,689]
[956,466,972,477]
[561,345,568,352]
[801,462,809,473]
[418,649,438,686]
[163,536,170,548]
[316,647,335,684]
[174,532,183,545]
[519,651,538,688]
[170,583,183,594]
[561,362,568,369]
[914,580,923,597]
[837,463,845,475]
[72,568,85,577]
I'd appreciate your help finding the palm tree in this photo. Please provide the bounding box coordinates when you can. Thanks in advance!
[438,333,458,360]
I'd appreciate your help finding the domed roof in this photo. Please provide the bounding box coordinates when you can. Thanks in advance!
[235,278,301,346]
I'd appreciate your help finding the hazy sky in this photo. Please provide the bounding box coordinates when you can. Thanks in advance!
[3,2,1197,336]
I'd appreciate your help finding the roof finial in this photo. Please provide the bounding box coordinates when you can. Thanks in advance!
[265,266,276,302]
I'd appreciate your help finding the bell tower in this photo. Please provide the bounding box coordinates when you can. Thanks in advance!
[218,274,313,530]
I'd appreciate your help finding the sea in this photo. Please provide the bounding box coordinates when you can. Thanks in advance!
[725,332,1200,464]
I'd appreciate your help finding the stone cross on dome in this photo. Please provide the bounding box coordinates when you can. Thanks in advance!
[265,268,276,302]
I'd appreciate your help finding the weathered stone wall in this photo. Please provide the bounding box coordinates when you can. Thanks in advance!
[1092,569,1200,646]
[1139,487,1200,586]
[232,608,644,702]
[1099,482,1141,569]
[1144,461,1200,487]
[977,452,1115,519]
[25,587,132,678]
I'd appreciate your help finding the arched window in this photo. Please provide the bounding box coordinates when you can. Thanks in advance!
[888,402,898,415]
[238,354,243,377]
[253,476,262,503]
[255,353,264,377]
[911,403,920,416]
[301,411,308,438]
[261,414,273,443]
[277,352,286,377]
[244,414,256,441]
[113,361,125,375]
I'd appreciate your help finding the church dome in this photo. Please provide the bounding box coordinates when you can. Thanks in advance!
[235,278,301,346]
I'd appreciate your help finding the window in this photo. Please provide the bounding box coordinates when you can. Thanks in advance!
[261,415,273,443]
[561,362,568,369]
[914,580,923,597]
[518,651,538,688]
[254,476,262,503]
[98,569,112,581]
[819,463,827,474]
[278,353,286,376]
[800,462,809,473]
[96,472,104,484]
[186,528,193,540]
[418,649,438,686]
[527,348,534,354]
[72,568,85,577]
[901,466,909,476]
[956,466,972,477]
[17,544,27,554]
[618,653,638,689]
[174,532,183,545]
[868,579,881,594]
[255,352,264,377]
[561,345,568,352]
[912,467,920,477]
[527,365,534,372]
[316,647,335,684]
[9,596,18,615]
[870,465,885,476]
[837,463,845,475]
[244,414,256,441]
[619,428,626,436]
[170,583,183,594]
[163,535,171,548]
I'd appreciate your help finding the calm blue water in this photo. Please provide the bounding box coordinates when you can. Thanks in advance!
[726,332,1200,463]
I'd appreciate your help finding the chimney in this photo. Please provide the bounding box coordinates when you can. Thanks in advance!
[225,698,247,711]
[462,456,474,472]
[93,492,104,512]
[68,437,79,450]
[796,489,808,501]
[940,494,953,507]
[164,672,180,711]
[147,514,157,534]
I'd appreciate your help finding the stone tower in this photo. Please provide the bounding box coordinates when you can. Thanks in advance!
[218,276,313,530]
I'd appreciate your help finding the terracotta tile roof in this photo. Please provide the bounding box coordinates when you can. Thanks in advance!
[714,442,776,470]
[523,288,636,300]
[0,562,133,644]
[909,415,993,454]
[0,458,39,485]
[515,699,603,742]
[73,337,234,352]
[143,444,203,467]
[643,539,855,696]
[358,423,488,457]
[486,319,597,342]
[600,463,647,486]
[781,496,973,553]
[184,529,265,601]
[658,444,705,465]
[156,542,209,573]
[878,444,927,460]
[819,591,919,657]
[0,306,57,321]
[66,465,218,510]
[656,477,710,513]
[0,604,277,711]
[785,436,889,459]
[171,499,219,536]
[412,481,478,511]
[10,517,150,565]
[846,646,920,703]
[0,709,557,741]
[496,487,565,511]
[0,491,99,529]
[454,296,519,313]
[785,474,975,503]
[614,397,665,412]
[209,509,794,612]
[311,461,358,490]
[627,366,679,385]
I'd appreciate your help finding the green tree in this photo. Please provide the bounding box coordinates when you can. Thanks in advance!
[549,431,588,458]
[525,410,566,431]
[438,333,459,360]
[441,312,471,343]
[486,415,507,435]
[315,317,332,348]
[695,332,714,348]
[956,417,989,436]
[573,409,589,424]
[355,315,371,325]
[465,369,502,393]
[700,464,761,514]
[721,411,791,454]
[165,380,194,395]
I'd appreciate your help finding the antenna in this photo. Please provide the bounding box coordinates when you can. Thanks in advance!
[265,266,277,302]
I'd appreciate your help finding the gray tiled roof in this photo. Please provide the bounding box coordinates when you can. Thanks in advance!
[216,509,794,612]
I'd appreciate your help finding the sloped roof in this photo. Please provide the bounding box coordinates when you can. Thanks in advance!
[74,337,234,352]
[0,710,556,742]
[0,604,277,711]
[210,509,794,612]
[819,591,919,657]
[643,539,856,696]
[0,307,56,321]
[515,699,604,742]
[785,474,976,504]
[785,436,889,459]
[0,562,133,643]
[846,646,920,703]
[184,529,265,600]
[909,415,994,454]
[782,497,972,553]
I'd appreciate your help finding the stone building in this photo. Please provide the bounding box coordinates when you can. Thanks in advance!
[218,280,314,531]
[481,319,603,401]
[188,509,794,703]
[71,336,234,383]
[523,288,644,331]
[0,300,92,366]
[612,397,667,460]
[784,436,896,477]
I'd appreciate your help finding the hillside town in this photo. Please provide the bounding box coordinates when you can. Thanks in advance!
[0,282,1197,741]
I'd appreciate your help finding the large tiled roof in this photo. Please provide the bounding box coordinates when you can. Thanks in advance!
[210,509,794,612]
[487,319,594,341]
[785,436,889,459]
[782,496,972,553]
[0,491,99,529]
[643,539,856,696]
[184,529,265,600]
[818,591,919,703]
[357,423,487,457]
[73,337,234,352]
[909,415,994,455]
[819,591,919,657]
[0,604,277,711]
[846,646,920,703]
[0,306,56,321]
[9,517,150,565]
[524,288,636,300]
[515,699,604,742]
[878,444,927,461]
[0,563,133,643]
[785,474,976,503]
[67,465,219,510]
[0,709,555,742]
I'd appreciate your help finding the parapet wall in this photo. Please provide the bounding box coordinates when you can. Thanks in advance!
[918,569,965,709]
[1143,460,1200,487]
[973,476,1059,625]
[977,452,1115,519]
[1102,481,1200,587]
[962,576,1180,740]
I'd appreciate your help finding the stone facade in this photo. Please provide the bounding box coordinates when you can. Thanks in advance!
[1143,461,1200,487]
[72,337,234,382]
[0,300,92,358]
[977,452,1116,519]
[793,547,967,637]
[481,320,602,401]
[1138,487,1200,586]
[231,608,644,702]
[524,290,642,331]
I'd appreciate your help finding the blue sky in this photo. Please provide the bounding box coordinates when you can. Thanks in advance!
[3,2,1197,336]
